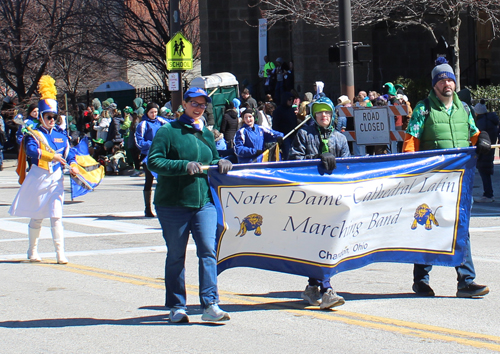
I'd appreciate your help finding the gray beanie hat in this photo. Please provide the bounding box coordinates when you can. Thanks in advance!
[431,57,456,87]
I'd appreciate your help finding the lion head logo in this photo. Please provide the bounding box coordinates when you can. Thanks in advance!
[235,214,263,237]
[411,204,441,230]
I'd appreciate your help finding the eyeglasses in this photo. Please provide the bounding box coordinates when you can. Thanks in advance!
[45,115,57,120]
[190,101,208,109]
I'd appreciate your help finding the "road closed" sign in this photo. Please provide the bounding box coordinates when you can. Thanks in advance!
[353,107,391,145]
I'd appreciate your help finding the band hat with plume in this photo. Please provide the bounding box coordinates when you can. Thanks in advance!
[38,75,58,117]
[432,57,456,87]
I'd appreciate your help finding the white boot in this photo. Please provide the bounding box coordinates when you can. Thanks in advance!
[27,226,42,262]
[51,225,68,264]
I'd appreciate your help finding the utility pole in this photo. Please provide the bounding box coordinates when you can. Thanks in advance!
[338,0,355,99]
[170,0,182,111]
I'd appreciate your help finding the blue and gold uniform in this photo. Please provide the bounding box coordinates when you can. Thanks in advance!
[25,125,76,173]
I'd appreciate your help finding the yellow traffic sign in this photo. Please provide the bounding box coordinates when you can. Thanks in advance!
[166,32,193,70]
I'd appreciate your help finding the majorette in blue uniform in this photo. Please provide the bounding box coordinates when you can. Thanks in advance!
[9,75,78,264]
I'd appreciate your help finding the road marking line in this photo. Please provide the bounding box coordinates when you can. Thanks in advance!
[36,262,500,351]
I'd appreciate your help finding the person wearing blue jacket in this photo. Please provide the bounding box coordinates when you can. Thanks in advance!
[135,102,169,217]
[9,76,80,264]
[234,108,283,163]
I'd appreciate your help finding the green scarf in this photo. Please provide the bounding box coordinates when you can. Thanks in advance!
[317,125,333,153]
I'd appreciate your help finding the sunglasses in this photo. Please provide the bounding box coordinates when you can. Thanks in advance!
[44,115,57,121]
[190,101,208,109]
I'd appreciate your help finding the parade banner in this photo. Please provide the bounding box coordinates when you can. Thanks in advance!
[208,148,477,280]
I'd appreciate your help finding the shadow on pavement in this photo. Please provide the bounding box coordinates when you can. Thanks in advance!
[0,313,226,328]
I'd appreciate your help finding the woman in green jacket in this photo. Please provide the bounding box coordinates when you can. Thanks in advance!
[148,87,232,323]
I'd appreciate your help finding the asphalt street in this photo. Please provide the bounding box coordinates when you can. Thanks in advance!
[1,157,500,353]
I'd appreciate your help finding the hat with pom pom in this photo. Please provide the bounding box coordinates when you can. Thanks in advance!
[432,57,456,87]
[38,75,58,117]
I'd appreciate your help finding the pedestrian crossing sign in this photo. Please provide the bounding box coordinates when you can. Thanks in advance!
[166,32,193,70]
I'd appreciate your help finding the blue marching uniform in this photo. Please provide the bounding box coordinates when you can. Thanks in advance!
[9,126,76,219]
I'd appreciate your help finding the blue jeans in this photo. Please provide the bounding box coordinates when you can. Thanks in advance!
[308,278,332,294]
[156,202,219,310]
[413,233,476,289]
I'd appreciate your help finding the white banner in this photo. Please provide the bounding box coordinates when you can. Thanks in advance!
[218,171,462,266]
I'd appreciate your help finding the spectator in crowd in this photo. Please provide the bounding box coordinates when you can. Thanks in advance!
[106,108,125,144]
[272,57,285,104]
[272,91,297,160]
[220,100,239,148]
[263,55,276,98]
[297,92,313,123]
[473,100,499,203]
[128,113,143,177]
[368,91,379,106]
[284,61,295,93]
[94,109,111,142]
[240,88,258,110]
[313,81,325,101]
[135,102,168,217]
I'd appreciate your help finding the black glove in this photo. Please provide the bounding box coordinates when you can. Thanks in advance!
[320,152,337,172]
[218,159,232,174]
[276,136,284,147]
[186,161,202,175]
[476,131,491,155]
[255,150,264,156]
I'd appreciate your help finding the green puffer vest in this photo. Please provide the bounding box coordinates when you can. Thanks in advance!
[419,91,470,151]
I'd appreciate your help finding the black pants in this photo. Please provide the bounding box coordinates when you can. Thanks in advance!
[141,154,154,191]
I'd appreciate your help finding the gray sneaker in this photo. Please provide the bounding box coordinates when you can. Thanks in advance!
[320,288,345,309]
[201,304,230,322]
[301,285,322,306]
[169,308,189,323]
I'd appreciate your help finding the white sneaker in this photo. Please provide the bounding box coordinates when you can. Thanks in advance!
[169,308,189,323]
[474,196,494,203]
[320,288,345,309]
[201,304,230,322]
[301,285,321,306]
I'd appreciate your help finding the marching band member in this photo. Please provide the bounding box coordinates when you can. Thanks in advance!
[9,75,79,264]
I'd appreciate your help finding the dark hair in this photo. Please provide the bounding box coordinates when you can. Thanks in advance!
[26,103,38,117]
[145,102,159,114]
[241,108,255,117]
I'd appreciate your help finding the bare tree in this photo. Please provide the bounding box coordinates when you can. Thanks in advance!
[0,0,88,102]
[89,0,200,90]
[258,0,500,89]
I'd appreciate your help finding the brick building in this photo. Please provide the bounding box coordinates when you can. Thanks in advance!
[199,1,500,103]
